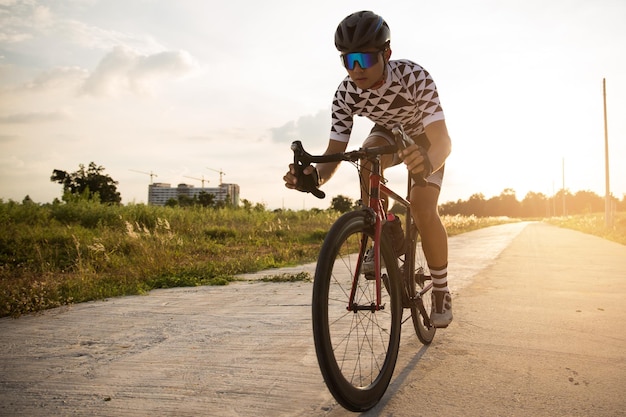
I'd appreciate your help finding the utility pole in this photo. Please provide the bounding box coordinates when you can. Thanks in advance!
[562,158,566,216]
[603,78,612,228]
[550,180,557,217]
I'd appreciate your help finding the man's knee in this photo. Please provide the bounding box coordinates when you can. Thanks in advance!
[410,187,441,224]
[360,135,395,170]
[362,134,389,148]
[411,203,438,224]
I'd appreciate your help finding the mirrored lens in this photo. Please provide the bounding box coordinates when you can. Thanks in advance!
[341,52,380,70]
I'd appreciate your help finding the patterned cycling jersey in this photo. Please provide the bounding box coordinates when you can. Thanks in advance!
[330,59,445,147]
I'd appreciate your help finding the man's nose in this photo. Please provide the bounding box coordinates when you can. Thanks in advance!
[351,61,364,71]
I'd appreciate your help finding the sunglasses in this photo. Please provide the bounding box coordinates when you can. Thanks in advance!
[340,51,382,70]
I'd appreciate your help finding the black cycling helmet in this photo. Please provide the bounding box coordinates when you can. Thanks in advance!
[334,11,390,52]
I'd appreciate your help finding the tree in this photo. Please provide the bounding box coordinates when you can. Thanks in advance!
[241,199,254,211]
[490,188,521,217]
[176,194,195,207]
[522,191,549,218]
[197,191,216,207]
[51,162,121,204]
[570,190,603,214]
[467,193,486,217]
[389,200,407,216]
[165,198,179,207]
[330,195,354,213]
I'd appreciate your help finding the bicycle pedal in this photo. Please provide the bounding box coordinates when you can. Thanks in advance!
[415,273,431,286]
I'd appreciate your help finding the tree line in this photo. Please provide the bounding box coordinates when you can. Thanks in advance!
[438,188,624,218]
[40,162,626,217]
[329,188,624,218]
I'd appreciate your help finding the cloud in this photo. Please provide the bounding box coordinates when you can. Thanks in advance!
[61,18,166,53]
[0,153,25,169]
[21,66,88,92]
[271,109,330,146]
[81,46,197,97]
[0,110,71,124]
[0,1,36,43]
[0,0,166,53]
[131,50,197,82]
[0,2,58,43]
[0,134,18,143]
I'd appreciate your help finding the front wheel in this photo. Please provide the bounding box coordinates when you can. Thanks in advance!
[312,211,402,412]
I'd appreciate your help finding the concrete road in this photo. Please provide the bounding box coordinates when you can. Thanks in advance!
[1,222,625,416]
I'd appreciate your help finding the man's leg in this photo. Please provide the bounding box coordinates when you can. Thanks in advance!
[359,135,396,204]
[410,183,453,328]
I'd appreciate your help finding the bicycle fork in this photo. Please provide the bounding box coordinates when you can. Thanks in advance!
[349,232,385,313]
[348,157,387,313]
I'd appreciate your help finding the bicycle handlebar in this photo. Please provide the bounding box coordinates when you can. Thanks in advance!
[291,141,397,199]
[291,141,397,165]
[290,123,429,199]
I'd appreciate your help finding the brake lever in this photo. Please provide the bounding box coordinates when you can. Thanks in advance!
[392,124,428,187]
[291,141,326,199]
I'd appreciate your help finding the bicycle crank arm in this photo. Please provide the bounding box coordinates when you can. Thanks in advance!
[412,297,434,329]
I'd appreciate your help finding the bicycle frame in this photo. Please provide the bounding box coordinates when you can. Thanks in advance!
[290,122,431,315]
[350,155,413,312]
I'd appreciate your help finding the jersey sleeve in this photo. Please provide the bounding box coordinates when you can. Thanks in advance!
[329,79,354,143]
[413,66,445,127]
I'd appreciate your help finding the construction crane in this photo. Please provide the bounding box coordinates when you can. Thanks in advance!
[183,175,208,188]
[207,167,225,185]
[130,169,158,184]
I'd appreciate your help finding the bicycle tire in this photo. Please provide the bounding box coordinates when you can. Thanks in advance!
[312,210,402,412]
[407,226,436,344]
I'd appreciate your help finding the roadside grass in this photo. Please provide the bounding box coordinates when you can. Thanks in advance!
[260,272,313,283]
[545,212,626,246]
[0,200,516,317]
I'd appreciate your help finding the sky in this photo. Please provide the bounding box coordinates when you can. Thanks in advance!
[1,0,625,210]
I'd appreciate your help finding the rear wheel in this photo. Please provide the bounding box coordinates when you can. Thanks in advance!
[407,226,436,344]
[312,211,402,412]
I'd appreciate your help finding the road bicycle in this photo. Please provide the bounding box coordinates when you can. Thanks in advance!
[291,124,436,411]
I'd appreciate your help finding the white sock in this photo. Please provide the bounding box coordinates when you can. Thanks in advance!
[429,264,448,293]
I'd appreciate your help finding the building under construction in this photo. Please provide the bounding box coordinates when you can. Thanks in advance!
[148,182,240,206]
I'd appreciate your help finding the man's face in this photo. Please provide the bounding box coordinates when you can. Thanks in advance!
[342,48,386,90]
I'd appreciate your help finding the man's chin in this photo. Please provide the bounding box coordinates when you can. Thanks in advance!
[353,79,372,90]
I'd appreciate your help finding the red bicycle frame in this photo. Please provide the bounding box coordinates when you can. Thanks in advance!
[348,155,412,311]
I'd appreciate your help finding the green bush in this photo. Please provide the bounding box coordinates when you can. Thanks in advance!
[0,201,337,317]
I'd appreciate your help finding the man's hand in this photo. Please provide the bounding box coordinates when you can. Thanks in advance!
[398,144,432,179]
[284,164,319,192]
[283,164,300,190]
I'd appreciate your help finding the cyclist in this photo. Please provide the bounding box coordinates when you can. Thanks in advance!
[283,10,453,328]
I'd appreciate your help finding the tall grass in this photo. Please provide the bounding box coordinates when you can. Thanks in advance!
[1,200,337,317]
[0,200,524,317]
[545,212,626,245]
